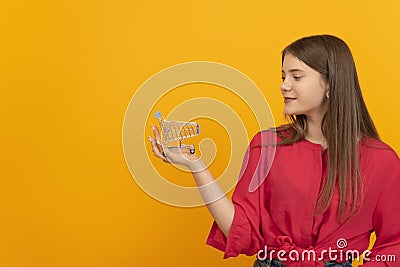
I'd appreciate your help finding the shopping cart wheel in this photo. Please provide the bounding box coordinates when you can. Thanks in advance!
[189,148,195,154]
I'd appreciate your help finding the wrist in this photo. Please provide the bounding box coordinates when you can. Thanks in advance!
[187,158,206,173]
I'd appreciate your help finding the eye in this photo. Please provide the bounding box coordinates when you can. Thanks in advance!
[293,76,302,80]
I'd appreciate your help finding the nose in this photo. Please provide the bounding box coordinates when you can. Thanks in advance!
[280,78,291,92]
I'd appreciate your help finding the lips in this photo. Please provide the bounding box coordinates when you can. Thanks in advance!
[284,97,297,103]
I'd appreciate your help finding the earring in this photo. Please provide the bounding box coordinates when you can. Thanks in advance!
[326,94,329,99]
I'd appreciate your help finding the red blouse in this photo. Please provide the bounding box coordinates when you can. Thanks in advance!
[206,130,400,266]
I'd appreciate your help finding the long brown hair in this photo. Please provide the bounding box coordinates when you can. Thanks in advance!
[277,35,379,220]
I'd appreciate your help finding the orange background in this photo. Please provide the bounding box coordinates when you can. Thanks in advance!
[1,1,399,267]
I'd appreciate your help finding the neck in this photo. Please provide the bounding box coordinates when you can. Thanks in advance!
[305,115,327,149]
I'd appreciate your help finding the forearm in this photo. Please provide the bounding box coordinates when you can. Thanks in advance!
[148,129,234,237]
[189,161,234,237]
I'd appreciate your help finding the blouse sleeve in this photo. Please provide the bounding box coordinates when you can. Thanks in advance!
[360,152,400,266]
[206,132,271,258]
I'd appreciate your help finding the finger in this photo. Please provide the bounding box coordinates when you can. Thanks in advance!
[161,144,171,156]
[151,125,162,144]
[151,125,165,152]
[148,136,167,160]
[159,145,171,163]
[149,124,162,147]
[156,140,163,151]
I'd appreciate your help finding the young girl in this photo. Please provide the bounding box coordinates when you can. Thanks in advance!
[149,35,400,266]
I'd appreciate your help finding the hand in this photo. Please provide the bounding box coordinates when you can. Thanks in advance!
[148,125,204,172]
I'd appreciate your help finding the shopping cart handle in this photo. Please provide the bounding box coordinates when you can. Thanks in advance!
[154,111,162,119]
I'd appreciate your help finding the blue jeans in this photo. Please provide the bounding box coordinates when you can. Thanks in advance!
[253,259,353,267]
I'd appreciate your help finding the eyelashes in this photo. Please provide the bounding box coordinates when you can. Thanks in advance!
[281,76,302,81]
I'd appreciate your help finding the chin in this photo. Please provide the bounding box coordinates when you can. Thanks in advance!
[283,109,298,116]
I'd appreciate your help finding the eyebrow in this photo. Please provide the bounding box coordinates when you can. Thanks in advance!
[281,68,305,73]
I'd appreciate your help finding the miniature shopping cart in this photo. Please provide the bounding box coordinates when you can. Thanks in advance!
[154,111,200,154]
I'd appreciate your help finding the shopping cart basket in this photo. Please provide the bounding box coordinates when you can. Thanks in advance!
[154,111,200,154]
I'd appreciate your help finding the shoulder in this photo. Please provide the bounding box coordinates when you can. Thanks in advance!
[360,136,399,160]
[249,128,280,148]
[360,137,399,170]
[249,125,295,148]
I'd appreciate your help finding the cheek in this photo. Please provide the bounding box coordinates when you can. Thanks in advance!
[297,88,327,111]
[303,84,326,103]
[305,93,325,105]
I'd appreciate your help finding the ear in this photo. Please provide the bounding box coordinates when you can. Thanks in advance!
[325,83,330,99]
